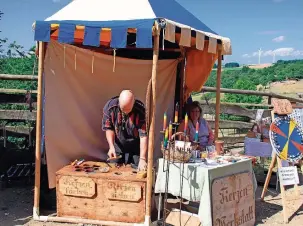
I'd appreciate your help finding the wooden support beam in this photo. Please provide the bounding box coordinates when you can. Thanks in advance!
[34,41,45,215]
[0,126,34,137]
[201,86,303,103]
[0,110,36,121]
[0,110,253,129]
[201,103,272,120]
[219,135,246,145]
[201,102,256,119]
[214,49,222,140]
[198,100,272,108]
[0,74,38,81]
[146,21,160,221]
[0,102,37,108]
[0,93,37,104]
[0,88,37,94]
[207,119,253,130]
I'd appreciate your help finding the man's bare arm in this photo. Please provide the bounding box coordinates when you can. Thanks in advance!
[106,130,115,149]
[139,136,148,160]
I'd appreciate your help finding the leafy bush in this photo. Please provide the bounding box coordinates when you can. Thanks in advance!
[225,62,240,68]
[224,79,263,104]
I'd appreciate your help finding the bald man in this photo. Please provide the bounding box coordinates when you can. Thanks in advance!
[102,90,148,171]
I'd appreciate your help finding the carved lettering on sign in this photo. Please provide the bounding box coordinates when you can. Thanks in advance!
[59,176,96,197]
[104,181,142,202]
[212,172,255,226]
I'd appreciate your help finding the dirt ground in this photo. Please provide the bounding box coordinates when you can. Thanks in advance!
[268,79,303,98]
[1,184,303,226]
[248,63,273,69]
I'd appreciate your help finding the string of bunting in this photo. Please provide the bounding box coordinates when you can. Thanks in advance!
[33,19,231,55]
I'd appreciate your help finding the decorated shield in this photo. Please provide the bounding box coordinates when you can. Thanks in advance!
[269,116,303,162]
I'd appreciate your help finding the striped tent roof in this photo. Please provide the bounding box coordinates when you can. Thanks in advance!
[34,0,232,55]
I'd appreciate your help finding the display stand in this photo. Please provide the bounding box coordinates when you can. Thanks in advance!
[261,110,302,224]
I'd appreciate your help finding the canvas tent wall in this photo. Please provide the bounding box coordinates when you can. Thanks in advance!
[32,0,232,224]
[42,40,178,189]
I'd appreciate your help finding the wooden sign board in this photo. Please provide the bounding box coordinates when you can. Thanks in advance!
[211,172,255,226]
[59,176,96,197]
[104,180,142,202]
[278,166,299,186]
[272,98,293,115]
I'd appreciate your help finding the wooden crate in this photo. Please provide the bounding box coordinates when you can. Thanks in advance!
[56,161,146,223]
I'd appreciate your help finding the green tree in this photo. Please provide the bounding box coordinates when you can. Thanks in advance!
[225,62,240,68]
[224,78,263,104]
[7,41,25,57]
[0,11,7,57]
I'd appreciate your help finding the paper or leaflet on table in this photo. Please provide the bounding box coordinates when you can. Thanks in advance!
[278,166,299,186]
[255,109,264,122]
[211,172,255,226]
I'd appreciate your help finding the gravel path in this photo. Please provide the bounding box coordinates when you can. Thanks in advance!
[1,185,303,226]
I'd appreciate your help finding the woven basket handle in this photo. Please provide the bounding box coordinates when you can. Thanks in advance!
[171,132,190,142]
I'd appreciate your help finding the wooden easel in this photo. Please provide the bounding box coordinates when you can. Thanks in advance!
[261,110,302,223]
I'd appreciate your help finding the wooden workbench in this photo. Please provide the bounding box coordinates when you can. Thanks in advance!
[56,161,146,223]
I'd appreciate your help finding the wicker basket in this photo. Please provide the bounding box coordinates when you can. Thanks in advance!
[161,141,192,163]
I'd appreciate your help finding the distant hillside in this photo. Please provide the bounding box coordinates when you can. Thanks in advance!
[246,63,273,69]
[200,59,303,104]
[206,60,303,89]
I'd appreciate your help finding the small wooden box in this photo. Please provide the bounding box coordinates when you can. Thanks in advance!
[56,162,146,223]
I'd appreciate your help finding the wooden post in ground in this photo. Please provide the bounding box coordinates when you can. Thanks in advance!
[293,163,300,196]
[277,157,289,224]
[261,153,277,200]
[261,153,289,223]
[215,46,222,140]
[33,42,45,217]
[145,21,160,223]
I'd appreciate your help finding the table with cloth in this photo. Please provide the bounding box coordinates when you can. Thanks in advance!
[154,158,257,226]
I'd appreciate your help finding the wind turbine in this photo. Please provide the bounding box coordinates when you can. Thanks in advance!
[258,48,262,65]
[273,52,276,63]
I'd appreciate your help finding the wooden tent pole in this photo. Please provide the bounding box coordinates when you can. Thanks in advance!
[33,41,45,217]
[145,21,160,223]
[215,46,222,140]
[179,48,186,117]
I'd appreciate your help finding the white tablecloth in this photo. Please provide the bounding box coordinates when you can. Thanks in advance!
[155,158,257,226]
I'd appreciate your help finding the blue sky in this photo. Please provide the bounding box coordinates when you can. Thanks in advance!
[0,0,302,64]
